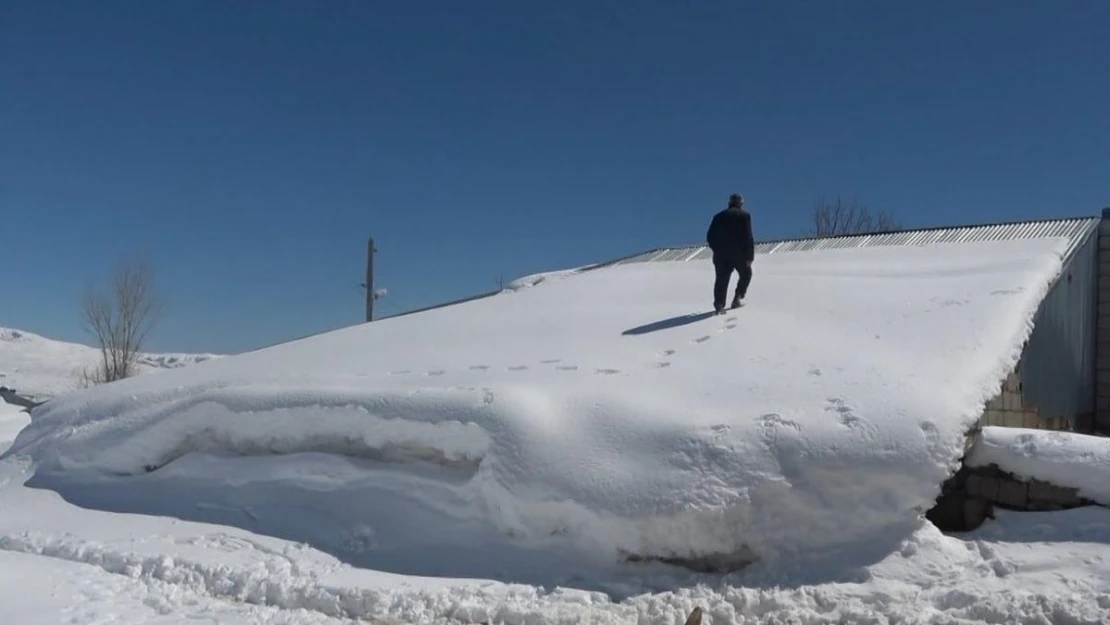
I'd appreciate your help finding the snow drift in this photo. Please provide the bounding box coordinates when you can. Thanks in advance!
[3,238,1070,580]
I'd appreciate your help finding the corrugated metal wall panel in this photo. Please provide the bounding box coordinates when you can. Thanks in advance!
[655,248,691,262]
[612,217,1099,265]
[1019,228,1099,422]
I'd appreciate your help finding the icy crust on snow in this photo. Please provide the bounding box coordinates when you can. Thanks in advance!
[6,238,1069,568]
[969,427,1110,505]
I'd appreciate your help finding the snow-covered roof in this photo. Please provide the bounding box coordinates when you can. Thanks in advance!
[373,217,1098,329]
[5,235,1072,577]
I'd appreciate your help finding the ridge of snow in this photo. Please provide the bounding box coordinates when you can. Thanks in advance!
[503,267,589,291]
[6,237,1071,578]
[968,427,1110,505]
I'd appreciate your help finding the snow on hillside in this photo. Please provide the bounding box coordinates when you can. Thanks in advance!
[0,326,219,398]
[969,426,1110,506]
[5,237,1070,577]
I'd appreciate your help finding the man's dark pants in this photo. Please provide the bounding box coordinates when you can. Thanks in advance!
[713,256,752,310]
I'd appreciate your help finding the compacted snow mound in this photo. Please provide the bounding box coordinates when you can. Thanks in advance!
[5,238,1069,575]
[969,427,1110,506]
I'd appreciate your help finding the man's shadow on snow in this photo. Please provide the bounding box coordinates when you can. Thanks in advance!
[622,312,716,336]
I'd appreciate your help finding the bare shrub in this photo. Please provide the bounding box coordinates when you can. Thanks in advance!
[81,259,163,385]
[808,195,901,237]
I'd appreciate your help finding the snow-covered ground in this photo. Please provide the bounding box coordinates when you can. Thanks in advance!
[0,326,219,399]
[3,237,1110,623]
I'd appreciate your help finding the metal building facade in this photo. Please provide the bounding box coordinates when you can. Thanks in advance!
[1018,223,1099,426]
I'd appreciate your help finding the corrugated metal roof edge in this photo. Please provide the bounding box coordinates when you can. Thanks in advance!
[762,214,1099,247]
[612,214,1101,259]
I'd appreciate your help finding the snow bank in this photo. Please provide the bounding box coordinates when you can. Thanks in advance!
[5,238,1069,577]
[968,427,1110,506]
[0,326,219,398]
[3,507,1110,625]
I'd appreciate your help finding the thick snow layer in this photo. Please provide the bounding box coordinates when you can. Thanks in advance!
[3,457,1110,624]
[0,326,219,398]
[969,426,1110,505]
[6,238,1070,578]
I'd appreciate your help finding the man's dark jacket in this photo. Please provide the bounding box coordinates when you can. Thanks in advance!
[706,206,754,263]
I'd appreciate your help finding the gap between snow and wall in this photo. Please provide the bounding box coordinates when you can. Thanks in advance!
[927,460,1096,533]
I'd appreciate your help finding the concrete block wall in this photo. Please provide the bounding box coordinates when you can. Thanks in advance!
[979,369,1074,431]
[928,463,1094,532]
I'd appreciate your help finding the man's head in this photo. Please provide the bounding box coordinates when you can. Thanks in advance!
[728,193,744,208]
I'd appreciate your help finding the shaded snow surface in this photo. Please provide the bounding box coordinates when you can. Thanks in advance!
[969,427,1110,506]
[5,238,1070,584]
[0,404,30,455]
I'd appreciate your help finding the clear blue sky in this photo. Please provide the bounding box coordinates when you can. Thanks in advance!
[2,1,1107,354]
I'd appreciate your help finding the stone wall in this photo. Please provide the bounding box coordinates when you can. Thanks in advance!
[927,463,1094,532]
[977,370,1074,431]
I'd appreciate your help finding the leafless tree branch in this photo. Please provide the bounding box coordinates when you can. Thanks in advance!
[81,259,163,384]
[807,194,901,237]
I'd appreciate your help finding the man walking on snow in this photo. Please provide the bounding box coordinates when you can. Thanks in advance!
[706,193,755,314]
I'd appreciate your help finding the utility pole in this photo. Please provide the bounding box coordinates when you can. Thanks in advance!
[365,236,375,322]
